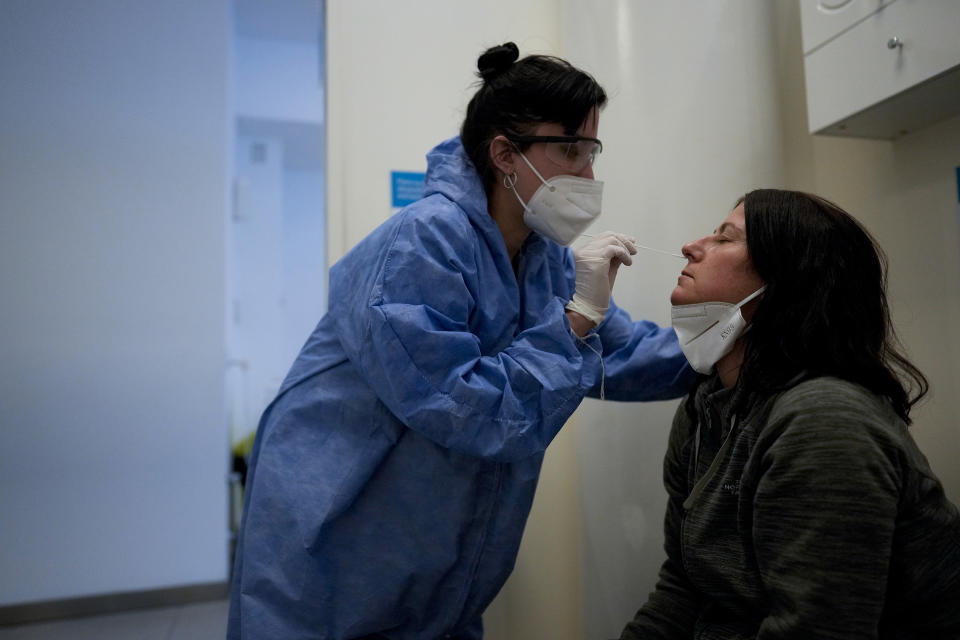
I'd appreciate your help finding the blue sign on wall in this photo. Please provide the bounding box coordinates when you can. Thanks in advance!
[391,171,426,208]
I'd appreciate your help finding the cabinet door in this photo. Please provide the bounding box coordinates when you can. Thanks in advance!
[799,0,896,54]
[803,0,960,134]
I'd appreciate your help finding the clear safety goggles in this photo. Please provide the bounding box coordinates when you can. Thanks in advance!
[509,135,603,172]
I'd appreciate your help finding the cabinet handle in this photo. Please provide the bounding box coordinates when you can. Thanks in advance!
[886,37,903,50]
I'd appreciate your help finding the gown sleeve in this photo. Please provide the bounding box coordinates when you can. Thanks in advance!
[331,204,602,463]
[590,299,695,401]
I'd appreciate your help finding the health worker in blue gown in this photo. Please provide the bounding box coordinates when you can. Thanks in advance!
[227,42,694,640]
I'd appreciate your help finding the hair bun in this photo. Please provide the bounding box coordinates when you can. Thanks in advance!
[477,42,519,81]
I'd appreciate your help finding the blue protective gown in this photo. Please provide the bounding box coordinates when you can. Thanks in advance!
[227,137,693,639]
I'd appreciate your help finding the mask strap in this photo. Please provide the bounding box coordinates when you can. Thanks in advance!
[734,285,767,338]
[515,149,553,190]
[735,285,766,310]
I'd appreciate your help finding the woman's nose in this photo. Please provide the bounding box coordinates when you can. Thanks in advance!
[579,164,595,180]
[681,238,703,260]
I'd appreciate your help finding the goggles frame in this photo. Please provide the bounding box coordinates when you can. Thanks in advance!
[508,135,603,171]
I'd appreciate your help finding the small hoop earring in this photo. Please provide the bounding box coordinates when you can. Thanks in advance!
[502,171,518,189]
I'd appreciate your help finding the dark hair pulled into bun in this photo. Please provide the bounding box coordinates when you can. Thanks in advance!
[461,42,607,193]
[477,42,520,81]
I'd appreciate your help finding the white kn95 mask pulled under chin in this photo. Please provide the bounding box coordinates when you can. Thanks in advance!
[671,286,766,374]
[507,151,603,246]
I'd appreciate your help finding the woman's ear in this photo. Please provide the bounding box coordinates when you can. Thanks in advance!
[489,135,516,178]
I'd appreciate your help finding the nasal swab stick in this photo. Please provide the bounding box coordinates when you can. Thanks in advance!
[579,233,685,259]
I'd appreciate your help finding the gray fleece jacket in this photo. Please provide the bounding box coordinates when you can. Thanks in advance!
[621,375,960,640]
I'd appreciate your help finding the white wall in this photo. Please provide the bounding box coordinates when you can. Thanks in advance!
[0,0,230,603]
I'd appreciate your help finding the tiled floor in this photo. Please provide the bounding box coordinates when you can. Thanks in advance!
[0,599,228,640]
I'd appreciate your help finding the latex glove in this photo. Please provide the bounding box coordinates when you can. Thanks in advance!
[566,231,637,326]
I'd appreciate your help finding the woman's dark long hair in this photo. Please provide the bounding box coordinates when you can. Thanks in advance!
[460,42,607,193]
[738,189,927,423]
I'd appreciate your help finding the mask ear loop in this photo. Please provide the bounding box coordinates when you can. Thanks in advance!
[514,149,554,191]
[735,286,767,309]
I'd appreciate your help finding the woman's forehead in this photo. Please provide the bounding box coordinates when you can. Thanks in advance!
[722,203,746,229]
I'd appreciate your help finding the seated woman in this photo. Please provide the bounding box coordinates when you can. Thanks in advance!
[621,189,960,639]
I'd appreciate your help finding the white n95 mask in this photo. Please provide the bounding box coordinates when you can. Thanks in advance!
[671,286,766,374]
[507,151,603,246]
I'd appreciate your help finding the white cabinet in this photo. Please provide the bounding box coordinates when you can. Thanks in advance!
[800,0,896,54]
[800,0,960,139]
